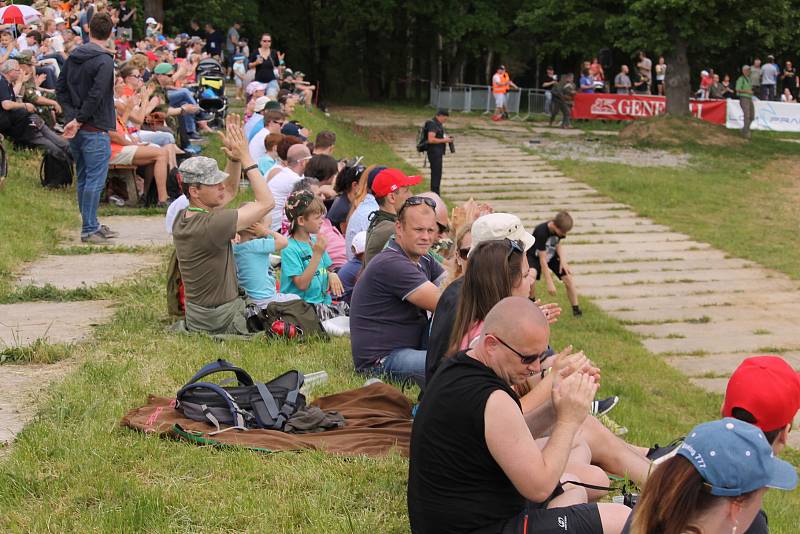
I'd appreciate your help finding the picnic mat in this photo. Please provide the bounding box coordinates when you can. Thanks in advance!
[121,382,413,457]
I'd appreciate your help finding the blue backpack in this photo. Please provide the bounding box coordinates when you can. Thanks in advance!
[176,359,305,433]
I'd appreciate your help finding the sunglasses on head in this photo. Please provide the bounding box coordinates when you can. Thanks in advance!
[505,238,523,258]
[490,334,549,365]
[399,196,436,218]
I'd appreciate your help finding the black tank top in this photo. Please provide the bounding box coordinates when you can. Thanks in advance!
[408,352,525,533]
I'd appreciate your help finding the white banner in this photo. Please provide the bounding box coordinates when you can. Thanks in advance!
[726,98,800,132]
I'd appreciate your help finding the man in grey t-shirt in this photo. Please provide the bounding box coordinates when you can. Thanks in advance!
[614,65,632,94]
[761,55,778,101]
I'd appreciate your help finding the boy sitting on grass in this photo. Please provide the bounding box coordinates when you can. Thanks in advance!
[281,190,348,321]
[527,210,583,316]
[232,210,289,309]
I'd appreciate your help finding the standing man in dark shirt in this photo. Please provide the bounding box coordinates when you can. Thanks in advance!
[409,297,630,533]
[204,23,224,59]
[248,33,284,96]
[423,109,453,195]
[542,66,558,114]
[57,12,117,244]
[116,0,135,41]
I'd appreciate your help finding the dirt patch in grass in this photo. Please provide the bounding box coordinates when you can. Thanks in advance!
[619,115,746,147]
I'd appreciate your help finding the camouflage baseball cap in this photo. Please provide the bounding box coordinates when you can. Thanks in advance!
[16,51,34,66]
[179,156,228,185]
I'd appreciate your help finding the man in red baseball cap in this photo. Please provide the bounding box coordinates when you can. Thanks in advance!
[722,355,800,534]
[363,168,420,266]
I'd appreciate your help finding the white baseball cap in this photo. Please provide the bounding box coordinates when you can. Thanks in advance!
[469,213,535,255]
[253,95,271,113]
[352,231,367,255]
[146,17,157,25]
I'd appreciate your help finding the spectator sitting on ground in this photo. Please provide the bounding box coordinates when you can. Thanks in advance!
[442,223,471,289]
[781,87,796,103]
[258,132,283,175]
[364,167,420,266]
[267,142,310,231]
[313,130,335,155]
[280,189,347,321]
[303,153,338,201]
[232,210,288,309]
[287,177,346,268]
[344,165,382,259]
[265,134,304,182]
[248,106,285,161]
[338,230,366,304]
[349,196,445,387]
[171,116,275,335]
[328,163,364,234]
[246,97,281,142]
[417,191,452,260]
[408,296,631,534]
[712,355,800,534]
[625,419,796,534]
[243,81,267,118]
[528,210,583,316]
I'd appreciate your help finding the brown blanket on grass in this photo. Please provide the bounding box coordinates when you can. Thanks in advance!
[121,382,413,457]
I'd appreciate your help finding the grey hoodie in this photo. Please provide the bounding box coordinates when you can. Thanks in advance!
[56,42,116,131]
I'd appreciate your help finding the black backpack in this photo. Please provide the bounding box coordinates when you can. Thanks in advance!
[416,123,429,152]
[39,153,74,188]
[176,359,306,433]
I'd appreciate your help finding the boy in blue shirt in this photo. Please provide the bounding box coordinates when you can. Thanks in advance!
[233,213,288,308]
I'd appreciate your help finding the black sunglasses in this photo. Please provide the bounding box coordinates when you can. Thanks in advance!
[490,334,548,365]
[399,196,436,217]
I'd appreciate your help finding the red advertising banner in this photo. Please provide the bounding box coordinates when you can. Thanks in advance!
[571,93,726,124]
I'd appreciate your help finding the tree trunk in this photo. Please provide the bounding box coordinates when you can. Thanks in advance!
[143,0,163,25]
[485,50,493,85]
[665,37,690,116]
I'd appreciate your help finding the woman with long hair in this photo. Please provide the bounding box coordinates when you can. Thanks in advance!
[628,418,796,534]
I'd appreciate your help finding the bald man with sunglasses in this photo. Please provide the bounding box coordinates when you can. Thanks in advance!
[409,296,631,534]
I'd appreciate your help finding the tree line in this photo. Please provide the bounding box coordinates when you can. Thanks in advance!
[141,0,799,114]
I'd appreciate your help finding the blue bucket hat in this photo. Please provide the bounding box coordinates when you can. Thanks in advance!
[677,418,798,497]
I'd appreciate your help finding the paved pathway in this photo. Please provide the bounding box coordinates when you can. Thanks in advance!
[1,214,166,448]
[387,127,800,444]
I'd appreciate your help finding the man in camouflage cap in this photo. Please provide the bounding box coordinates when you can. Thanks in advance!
[171,115,276,335]
[17,51,62,128]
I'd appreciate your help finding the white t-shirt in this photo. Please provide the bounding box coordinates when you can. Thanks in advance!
[492,73,502,86]
[267,167,303,231]
[248,127,268,162]
[165,194,190,234]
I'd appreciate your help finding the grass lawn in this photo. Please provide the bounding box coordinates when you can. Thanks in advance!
[1,110,798,532]
[552,126,800,279]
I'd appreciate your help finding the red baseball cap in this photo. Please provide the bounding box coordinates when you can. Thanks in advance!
[371,168,421,198]
[722,355,800,432]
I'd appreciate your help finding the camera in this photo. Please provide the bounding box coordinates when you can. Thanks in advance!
[448,137,455,154]
[623,492,638,508]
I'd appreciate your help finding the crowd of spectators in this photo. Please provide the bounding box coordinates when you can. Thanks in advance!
[2,8,798,531]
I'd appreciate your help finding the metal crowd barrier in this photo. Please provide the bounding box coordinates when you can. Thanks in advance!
[429,83,551,119]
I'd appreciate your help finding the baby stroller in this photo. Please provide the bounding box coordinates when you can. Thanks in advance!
[194,58,228,128]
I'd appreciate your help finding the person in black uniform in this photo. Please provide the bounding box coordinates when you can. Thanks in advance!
[423,109,453,195]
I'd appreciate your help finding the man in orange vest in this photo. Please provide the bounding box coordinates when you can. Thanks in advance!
[491,65,518,120]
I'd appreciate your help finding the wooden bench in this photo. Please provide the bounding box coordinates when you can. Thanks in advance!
[106,164,139,207]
